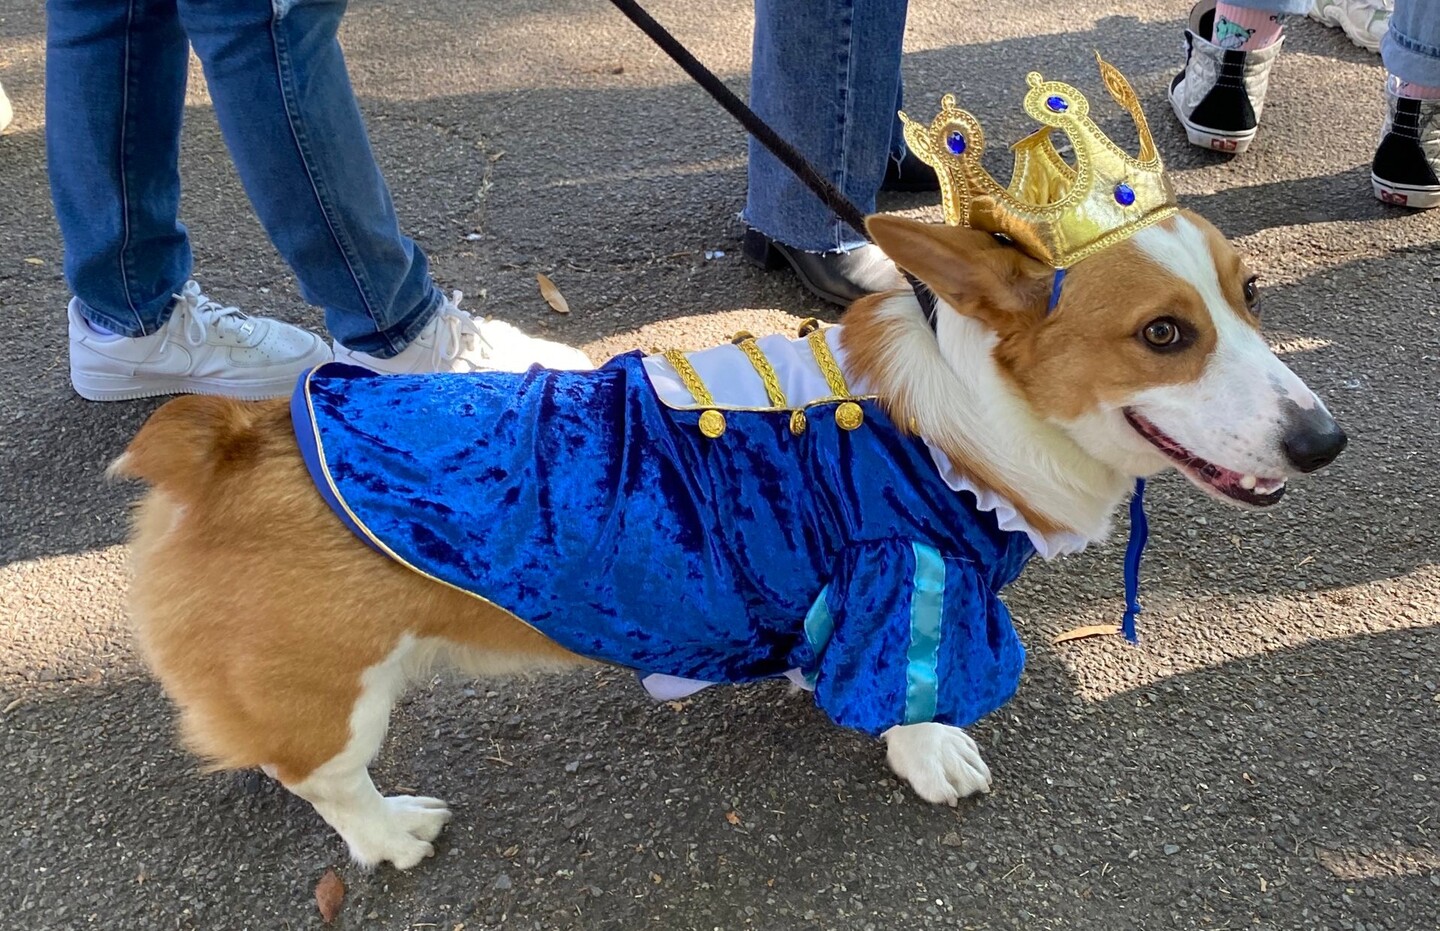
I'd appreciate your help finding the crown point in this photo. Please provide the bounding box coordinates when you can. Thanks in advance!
[914,61,1176,266]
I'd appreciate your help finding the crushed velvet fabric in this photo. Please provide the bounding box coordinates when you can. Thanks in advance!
[292,355,1034,736]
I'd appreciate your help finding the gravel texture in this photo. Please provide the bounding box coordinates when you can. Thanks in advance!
[1,2,1437,928]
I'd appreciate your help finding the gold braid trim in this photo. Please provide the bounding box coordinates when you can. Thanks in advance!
[662,350,714,406]
[734,338,789,408]
[807,330,851,397]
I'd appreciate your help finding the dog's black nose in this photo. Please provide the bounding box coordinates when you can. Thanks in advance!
[1282,407,1347,473]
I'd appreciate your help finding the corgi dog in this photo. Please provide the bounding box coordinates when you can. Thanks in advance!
[112,210,1345,870]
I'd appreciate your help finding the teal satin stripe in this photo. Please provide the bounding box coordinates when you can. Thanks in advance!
[802,584,835,686]
[903,543,946,724]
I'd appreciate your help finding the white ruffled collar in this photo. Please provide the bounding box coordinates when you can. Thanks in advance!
[924,440,1095,560]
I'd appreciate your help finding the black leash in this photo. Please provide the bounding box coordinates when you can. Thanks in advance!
[604,0,941,331]
[601,1,1147,636]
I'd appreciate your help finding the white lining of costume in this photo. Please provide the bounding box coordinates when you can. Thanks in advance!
[641,327,849,410]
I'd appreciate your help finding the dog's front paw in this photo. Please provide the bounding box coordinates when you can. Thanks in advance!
[883,722,992,806]
[346,796,453,870]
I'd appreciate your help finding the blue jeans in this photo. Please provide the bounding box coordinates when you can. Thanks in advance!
[743,0,908,253]
[1384,0,1440,87]
[45,0,441,355]
[1226,0,1440,85]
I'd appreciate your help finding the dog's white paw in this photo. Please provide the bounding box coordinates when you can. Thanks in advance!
[346,796,452,870]
[386,795,452,843]
[883,722,992,806]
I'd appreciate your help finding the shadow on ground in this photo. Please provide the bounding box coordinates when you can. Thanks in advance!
[1,624,1433,929]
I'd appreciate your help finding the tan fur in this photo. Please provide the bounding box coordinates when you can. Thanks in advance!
[860,210,1254,437]
[1002,237,1211,421]
[119,397,584,784]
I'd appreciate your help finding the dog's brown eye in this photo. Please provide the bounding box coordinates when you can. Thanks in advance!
[1141,317,1184,351]
[1243,275,1259,308]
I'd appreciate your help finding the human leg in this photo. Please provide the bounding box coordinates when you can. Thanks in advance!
[176,0,591,370]
[46,0,193,335]
[741,0,909,306]
[1373,0,1440,207]
[47,0,331,400]
[176,0,439,357]
[1170,1,1310,154]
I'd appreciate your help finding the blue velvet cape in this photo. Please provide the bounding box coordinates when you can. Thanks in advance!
[292,355,1035,736]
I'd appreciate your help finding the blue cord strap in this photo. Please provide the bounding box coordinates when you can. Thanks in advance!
[1121,477,1148,644]
[1047,268,1067,313]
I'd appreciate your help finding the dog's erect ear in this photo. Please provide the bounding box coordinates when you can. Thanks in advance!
[865,215,1051,329]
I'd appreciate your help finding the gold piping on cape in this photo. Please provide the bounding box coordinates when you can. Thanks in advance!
[807,329,851,397]
[734,337,789,409]
[662,350,715,406]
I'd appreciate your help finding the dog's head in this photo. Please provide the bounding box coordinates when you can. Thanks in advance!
[867,209,1345,508]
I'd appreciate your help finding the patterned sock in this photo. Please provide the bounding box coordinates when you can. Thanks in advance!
[1213,4,1284,50]
[1392,75,1440,100]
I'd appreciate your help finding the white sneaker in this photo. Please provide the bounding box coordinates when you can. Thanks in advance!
[69,280,332,402]
[333,291,594,374]
[1310,0,1391,53]
[0,80,13,134]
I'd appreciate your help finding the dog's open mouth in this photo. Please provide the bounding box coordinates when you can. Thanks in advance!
[1124,409,1286,507]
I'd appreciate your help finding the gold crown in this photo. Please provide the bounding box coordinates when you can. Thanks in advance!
[901,55,1178,269]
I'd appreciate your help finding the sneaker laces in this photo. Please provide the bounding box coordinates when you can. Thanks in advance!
[431,291,495,369]
[173,281,257,347]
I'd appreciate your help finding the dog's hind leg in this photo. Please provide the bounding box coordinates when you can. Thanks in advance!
[274,635,451,871]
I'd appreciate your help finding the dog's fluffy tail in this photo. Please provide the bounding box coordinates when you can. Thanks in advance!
[110,395,278,501]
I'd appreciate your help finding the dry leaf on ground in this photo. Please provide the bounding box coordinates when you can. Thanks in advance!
[536,273,570,314]
[725,811,740,825]
[1050,624,1121,645]
[315,869,346,924]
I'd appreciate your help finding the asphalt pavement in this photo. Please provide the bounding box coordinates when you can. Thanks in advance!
[1,1,1437,928]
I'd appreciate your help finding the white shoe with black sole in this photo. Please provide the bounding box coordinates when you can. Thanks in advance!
[1372,92,1440,209]
[1171,0,1282,156]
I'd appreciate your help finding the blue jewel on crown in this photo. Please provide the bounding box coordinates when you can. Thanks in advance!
[1114,183,1136,206]
[945,131,967,155]
[1046,95,1068,112]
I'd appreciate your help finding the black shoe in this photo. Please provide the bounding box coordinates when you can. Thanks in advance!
[880,150,941,193]
[1372,93,1440,209]
[742,228,904,307]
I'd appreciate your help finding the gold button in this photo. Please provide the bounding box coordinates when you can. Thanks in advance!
[796,317,821,337]
[789,410,807,436]
[730,330,755,344]
[834,401,864,431]
[698,409,727,438]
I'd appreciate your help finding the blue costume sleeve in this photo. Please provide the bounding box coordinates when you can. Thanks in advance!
[807,539,1027,737]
